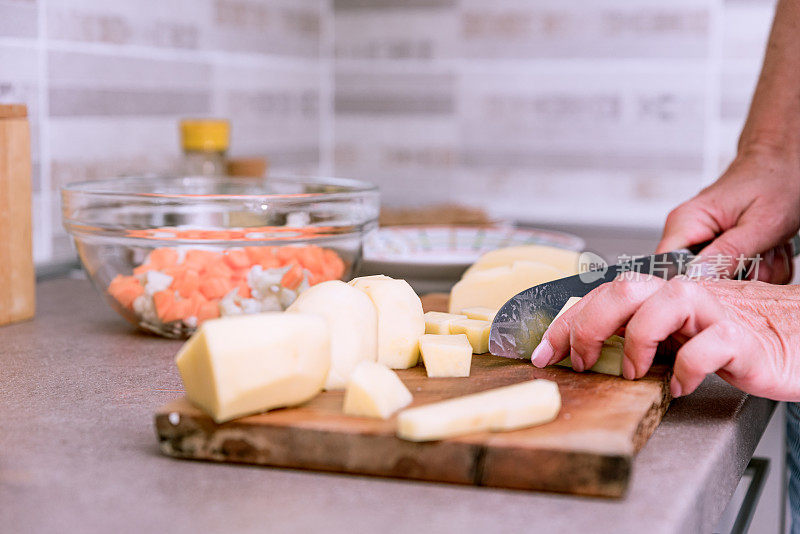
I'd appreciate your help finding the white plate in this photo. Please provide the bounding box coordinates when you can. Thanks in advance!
[360,225,585,293]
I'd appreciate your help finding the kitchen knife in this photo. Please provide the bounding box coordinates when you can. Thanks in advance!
[488,249,699,359]
[489,236,800,359]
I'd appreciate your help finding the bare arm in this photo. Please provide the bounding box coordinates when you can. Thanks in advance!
[656,0,800,282]
[739,0,800,156]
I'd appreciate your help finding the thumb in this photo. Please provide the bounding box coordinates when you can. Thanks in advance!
[656,202,720,254]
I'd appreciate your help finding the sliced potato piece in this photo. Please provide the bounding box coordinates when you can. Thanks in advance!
[449,260,565,314]
[287,280,378,390]
[343,361,412,419]
[397,379,561,441]
[349,276,425,369]
[463,245,581,278]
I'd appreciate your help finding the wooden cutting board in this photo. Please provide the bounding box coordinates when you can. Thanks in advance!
[155,294,672,497]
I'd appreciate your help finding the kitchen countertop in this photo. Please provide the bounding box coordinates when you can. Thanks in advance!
[1,278,775,534]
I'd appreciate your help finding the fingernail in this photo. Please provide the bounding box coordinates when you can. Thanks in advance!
[670,376,682,398]
[622,357,635,380]
[531,338,554,368]
[570,349,585,372]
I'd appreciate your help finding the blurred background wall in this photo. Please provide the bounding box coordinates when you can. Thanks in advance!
[0,0,778,266]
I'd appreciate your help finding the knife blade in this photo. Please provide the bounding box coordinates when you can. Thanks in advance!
[487,250,695,359]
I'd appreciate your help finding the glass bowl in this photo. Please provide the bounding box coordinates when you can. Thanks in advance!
[62,175,379,338]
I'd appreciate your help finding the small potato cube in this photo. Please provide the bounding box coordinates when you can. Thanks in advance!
[424,311,467,335]
[460,306,498,322]
[450,318,491,354]
[343,361,413,419]
[419,334,473,377]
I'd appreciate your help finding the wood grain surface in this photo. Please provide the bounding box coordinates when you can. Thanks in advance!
[155,293,672,497]
[0,104,34,326]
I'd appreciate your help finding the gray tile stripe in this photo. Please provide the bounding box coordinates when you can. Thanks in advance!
[267,146,321,166]
[335,94,454,114]
[49,88,211,117]
[0,3,38,39]
[462,148,704,172]
[334,0,456,10]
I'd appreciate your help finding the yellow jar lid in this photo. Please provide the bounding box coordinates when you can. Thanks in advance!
[180,119,230,152]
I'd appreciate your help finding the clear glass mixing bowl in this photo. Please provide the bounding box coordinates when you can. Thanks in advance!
[62,175,379,338]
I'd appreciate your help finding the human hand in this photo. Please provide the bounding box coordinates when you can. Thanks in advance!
[656,148,800,283]
[531,275,800,401]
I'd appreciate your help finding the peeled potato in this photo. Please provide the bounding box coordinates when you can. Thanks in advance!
[287,280,378,390]
[349,276,425,369]
[463,245,581,278]
[175,313,331,423]
[449,260,565,313]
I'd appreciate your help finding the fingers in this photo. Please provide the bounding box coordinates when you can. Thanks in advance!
[695,224,777,278]
[569,275,666,373]
[532,290,598,368]
[753,247,776,283]
[782,241,795,283]
[623,278,726,379]
[753,243,793,284]
[670,320,757,397]
[655,201,719,254]
[533,274,666,371]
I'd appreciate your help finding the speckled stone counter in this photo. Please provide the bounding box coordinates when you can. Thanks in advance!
[1,279,775,534]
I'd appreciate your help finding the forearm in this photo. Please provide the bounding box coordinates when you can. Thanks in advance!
[738,0,800,159]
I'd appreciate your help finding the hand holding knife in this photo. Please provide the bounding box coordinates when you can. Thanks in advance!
[488,236,800,361]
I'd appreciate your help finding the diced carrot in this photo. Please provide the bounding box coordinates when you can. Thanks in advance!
[148,248,179,270]
[235,281,251,299]
[230,267,250,283]
[153,290,176,322]
[203,260,234,279]
[183,249,221,270]
[322,248,345,280]
[257,255,281,269]
[161,297,191,323]
[296,246,324,274]
[174,269,200,299]
[245,246,268,264]
[108,274,135,292]
[281,264,304,290]
[117,285,144,309]
[162,265,185,279]
[223,249,250,270]
[108,275,144,310]
[305,271,320,287]
[276,246,299,265]
[199,277,232,300]
[196,301,220,324]
[186,291,208,317]
[133,264,157,276]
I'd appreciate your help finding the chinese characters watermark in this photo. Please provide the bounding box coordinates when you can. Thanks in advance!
[613,253,762,281]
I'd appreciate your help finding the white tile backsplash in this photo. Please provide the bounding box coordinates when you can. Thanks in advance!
[0,0,780,262]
